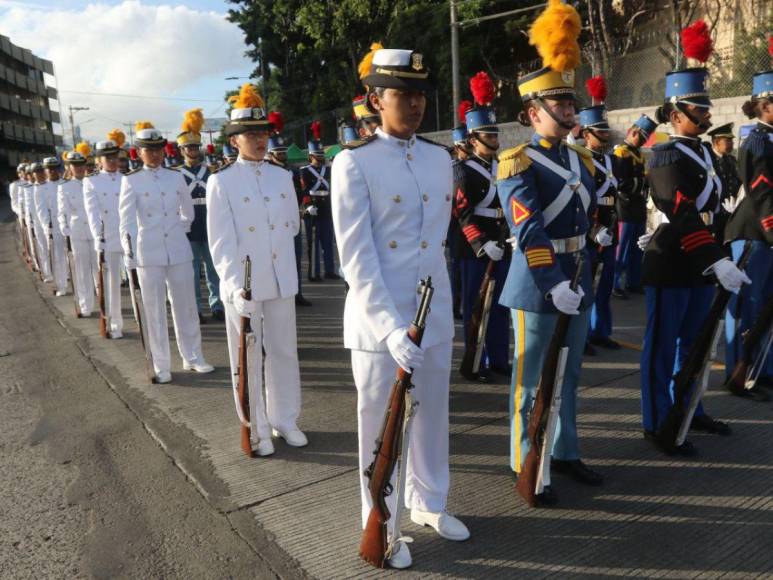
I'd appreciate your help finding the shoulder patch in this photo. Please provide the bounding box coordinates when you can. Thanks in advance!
[648,141,681,169]
[743,129,767,158]
[497,144,532,180]
[567,143,595,176]
[415,135,444,148]
[344,134,377,150]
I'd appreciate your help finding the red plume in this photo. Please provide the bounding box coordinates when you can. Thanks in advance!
[310,120,322,140]
[458,100,473,124]
[268,111,284,134]
[470,71,496,106]
[585,75,607,104]
[206,143,215,155]
[129,146,137,160]
[768,35,773,57]
[164,142,176,157]
[681,20,713,63]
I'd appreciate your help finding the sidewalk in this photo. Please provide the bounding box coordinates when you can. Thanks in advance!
[29,226,773,578]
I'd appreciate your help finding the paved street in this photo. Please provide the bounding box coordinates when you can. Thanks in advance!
[2,199,773,579]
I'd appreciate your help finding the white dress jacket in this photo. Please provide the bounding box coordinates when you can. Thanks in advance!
[84,171,124,253]
[331,129,454,352]
[57,179,93,241]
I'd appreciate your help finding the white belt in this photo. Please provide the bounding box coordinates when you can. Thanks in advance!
[474,207,504,218]
[551,235,586,254]
[191,198,207,206]
[310,190,329,197]
[597,197,615,206]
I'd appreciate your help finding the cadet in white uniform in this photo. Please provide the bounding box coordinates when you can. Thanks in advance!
[57,151,96,316]
[119,122,214,384]
[35,157,68,294]
[22,166,39,272]
[84,140,125,338]
[207,84,306,457]
[9,163,25,220]
[30,162,53,281]
[331,48,469,569]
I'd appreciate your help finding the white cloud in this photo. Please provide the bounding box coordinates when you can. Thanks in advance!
[0,1,252,144]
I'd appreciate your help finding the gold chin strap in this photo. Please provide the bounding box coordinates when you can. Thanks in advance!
[374,67,428,79]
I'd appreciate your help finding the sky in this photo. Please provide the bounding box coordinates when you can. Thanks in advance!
[0,0,253,146]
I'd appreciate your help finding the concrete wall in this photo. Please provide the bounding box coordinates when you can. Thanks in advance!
[422,95,753,149]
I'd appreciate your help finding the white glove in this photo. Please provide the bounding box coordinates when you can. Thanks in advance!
[594,227,613,247]
[710,258,751,294]
[305,205,318,216]
[231,288,256,318]
[480,240,504,261]
[386,326,424,372]
[94,239,104,253]
[123,254,136,270]
[722,197,739,214]
[506,236,517,251]
[548,280,585,315]
[637,232,653,250]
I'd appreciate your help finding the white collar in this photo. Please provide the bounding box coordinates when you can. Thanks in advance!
[376,127,416,149]
[236,156,264,168]
[142,165,163,173]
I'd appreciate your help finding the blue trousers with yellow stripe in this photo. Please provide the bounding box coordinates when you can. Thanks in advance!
[460,257,511,370]
[509,308,589,473]
[590,244,616,340]
[614,221,644,291]
[640,286,712,433]
[725,240,773,380]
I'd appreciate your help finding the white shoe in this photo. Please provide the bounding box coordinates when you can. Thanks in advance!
[410,509,470,541]
[110,330,123,339]
[386,541,412,569]
[155,371,172,384]
[256,439,275,456]
[81,311,92,318]
[272,428,308,447]
[43,276,53,283]
[183,360,215,373]
[55,290,67,297]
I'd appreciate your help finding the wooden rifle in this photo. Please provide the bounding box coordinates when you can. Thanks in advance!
[236,256,256,457]
[656,242,753,451]
[47,210,55,294]
[97,221,109,338]
[64,235,82,318]
[125,234,156,383]
[459,258,496,380]
[516,254,584,507]
[360,277,433,568]
[723,294,773,401]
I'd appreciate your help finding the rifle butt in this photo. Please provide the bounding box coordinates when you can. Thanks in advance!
[515,452,539,507]
[240,424,255,457]
[655,412,682,453]
[359,508,387,568]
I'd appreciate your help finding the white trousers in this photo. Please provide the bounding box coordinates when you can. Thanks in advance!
[102,251,124,334]
[137,262,204,374]
[353,341,451,529]
[70,238,96,315]
[44,229,68,292]
[224,296,302,440]
[33,223,50,279]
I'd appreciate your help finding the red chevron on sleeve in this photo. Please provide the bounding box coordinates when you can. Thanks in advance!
[680,230,714,252]
[462,224,482,242]
[511,198,531,225]
[751,173,772,190]
[674,189,693,213]
[760,215,773,231]
[455,187,468,210]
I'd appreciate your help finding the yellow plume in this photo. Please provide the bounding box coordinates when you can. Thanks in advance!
[358,42,383,81]
[135,121,154,132]
[75,141,91,157]
[107,129,126,148]
[529,0,581,73]
[228,83,264,109]
[181,108,204,133]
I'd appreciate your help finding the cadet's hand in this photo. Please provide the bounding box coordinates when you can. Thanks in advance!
[595,227,614,247]
[386,327,424,372]
[123,254,136,270]
[637,232,653,250]
[305,206,318,216]
[94,239,104,253]
[480,240,504,261]
[505,236,518,251]
[711,258,751,294]
[722,197,739,214]
[231,288,256,318]
[548,280,584,315]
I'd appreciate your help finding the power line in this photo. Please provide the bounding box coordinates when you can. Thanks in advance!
[58,89,222,103]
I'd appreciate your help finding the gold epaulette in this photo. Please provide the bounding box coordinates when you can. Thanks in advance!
[567,143,595,177]
[345,134,377,150]
[211,162,235,174]
[613,144,630,159]
[496,143,531,180]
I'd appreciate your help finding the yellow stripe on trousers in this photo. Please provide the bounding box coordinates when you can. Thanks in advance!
[514,309,526,473]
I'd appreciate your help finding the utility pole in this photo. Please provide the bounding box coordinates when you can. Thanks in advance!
[68,105,89,146]
[259,37,268,105]
[450,0,460,128]
[123,123,134,145]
